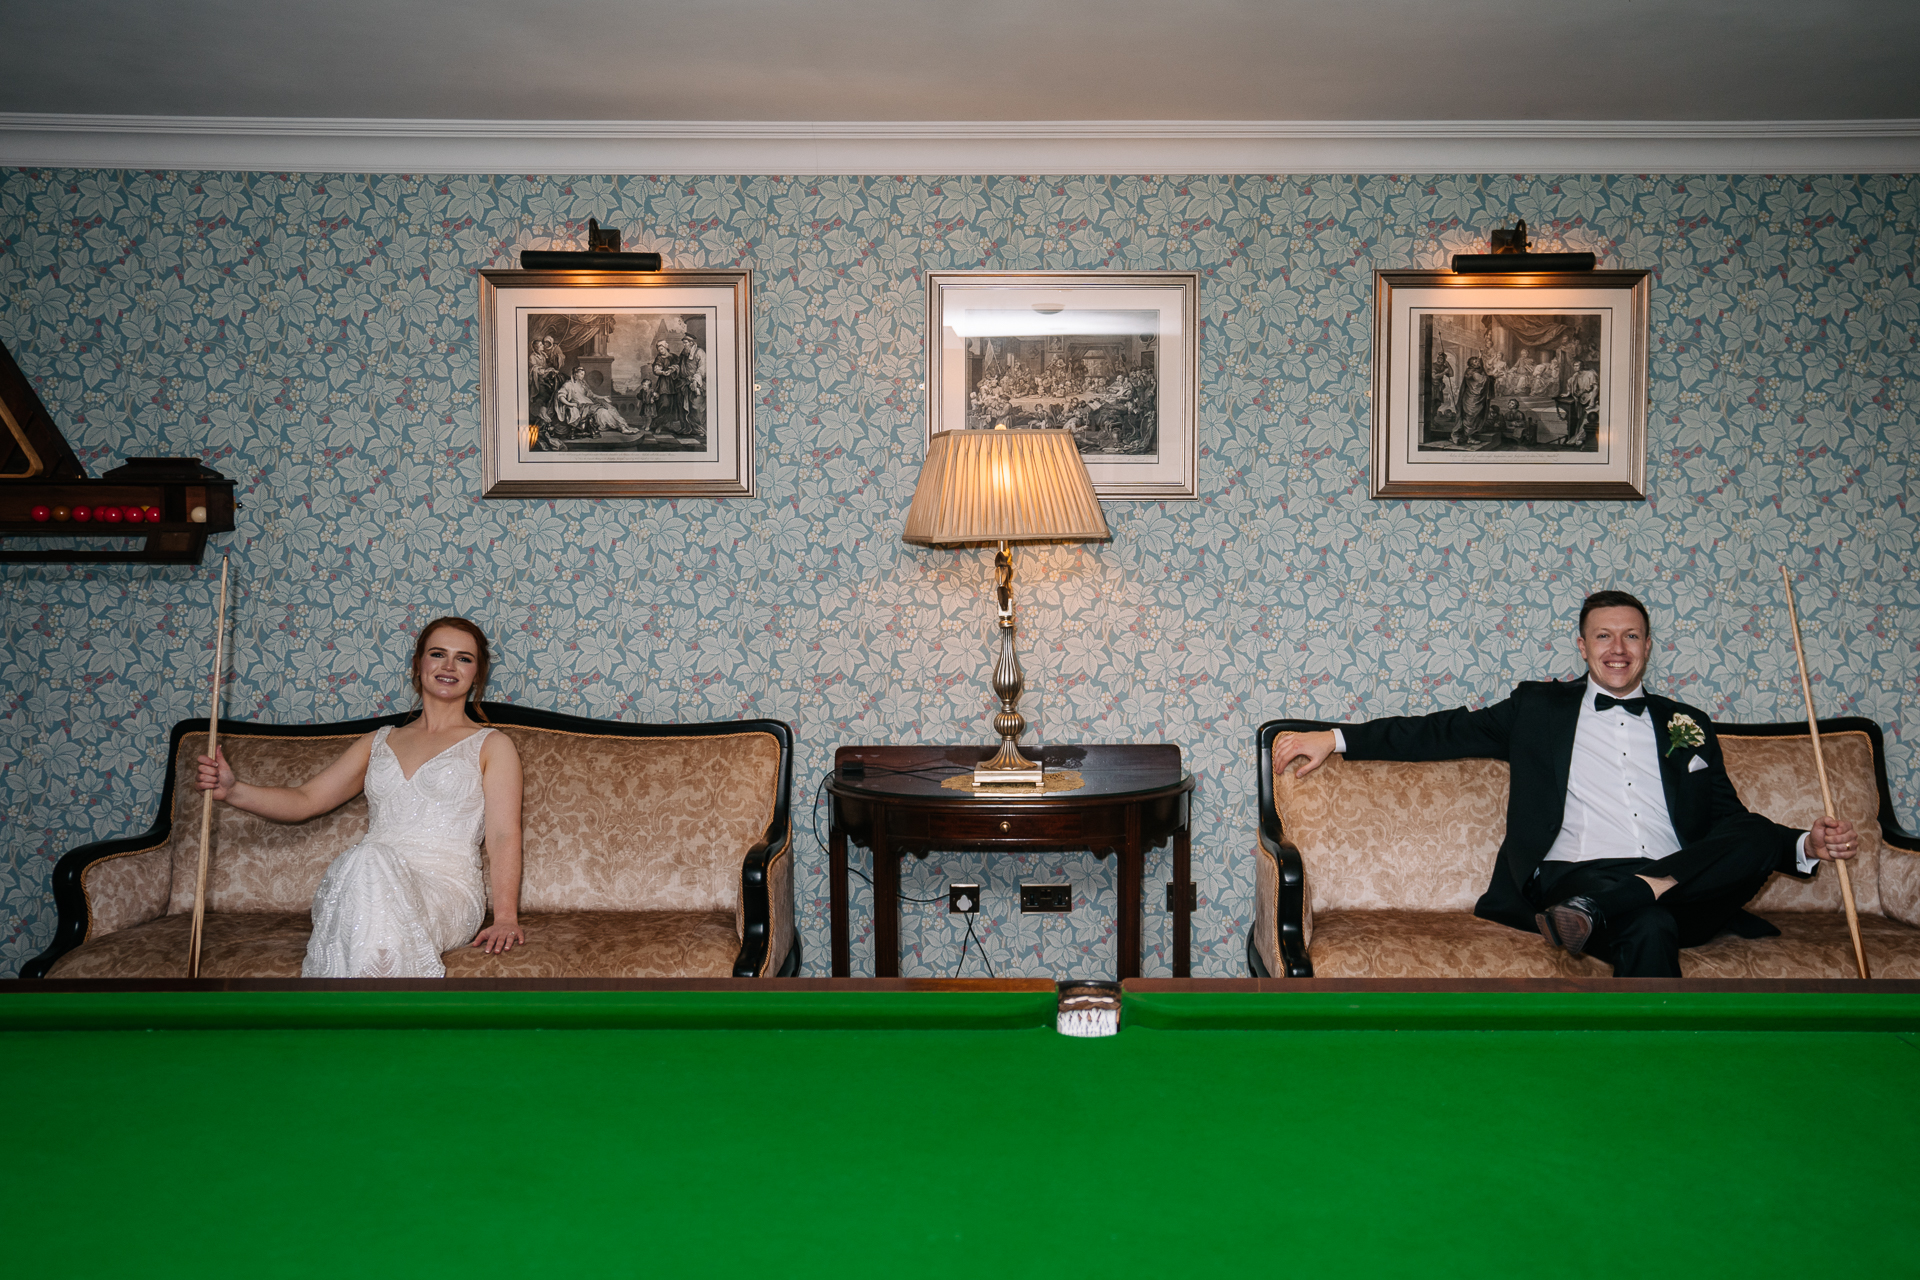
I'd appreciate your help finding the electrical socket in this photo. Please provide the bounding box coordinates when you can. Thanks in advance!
[1020,883,1072,913]
[949,882,980,914]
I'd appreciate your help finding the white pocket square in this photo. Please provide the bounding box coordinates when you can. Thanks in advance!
[1687,754,1709,773]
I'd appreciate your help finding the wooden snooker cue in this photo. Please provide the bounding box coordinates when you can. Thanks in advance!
[186,555,230,980]
[1779,565,1870,981]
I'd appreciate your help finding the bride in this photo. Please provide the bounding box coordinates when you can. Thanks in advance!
[196,617,525,977]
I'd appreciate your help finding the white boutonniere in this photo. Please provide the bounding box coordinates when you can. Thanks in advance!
[1664,713,1706,759]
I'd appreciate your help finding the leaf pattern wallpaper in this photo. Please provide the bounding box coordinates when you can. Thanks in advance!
[0,169,1914,978]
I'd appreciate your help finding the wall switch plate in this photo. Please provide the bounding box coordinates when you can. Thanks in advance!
[1166,881,1198,912]
[949,883,980,914]
[1020,883,1072,913]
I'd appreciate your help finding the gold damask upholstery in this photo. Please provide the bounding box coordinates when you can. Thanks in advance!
[47,912,311,980]
[496,727,779,914]
[442,911,744,979]
[164,732,371,915]
[35,709,794,981]
[44,908,753,980]
[1257,723,1920,979]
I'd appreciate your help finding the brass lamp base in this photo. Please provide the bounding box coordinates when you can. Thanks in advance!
[974,740,1044,787]
[974,541,1044,787]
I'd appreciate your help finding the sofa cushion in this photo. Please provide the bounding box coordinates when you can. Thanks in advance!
[1305,909,1920,979]
[166,731,372,915]
[498,727,780,915]
[44,909,744,980]
[1275,756,1508,913]
[1726,732,1884,915]
[47,911,311,979]
[443,911,743,979]
[1306,910,1611,979]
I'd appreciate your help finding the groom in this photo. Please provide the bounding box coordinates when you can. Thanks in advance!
[1273,591,1859,977]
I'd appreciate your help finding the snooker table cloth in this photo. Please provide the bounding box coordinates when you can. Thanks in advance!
[4,977,1917,1279]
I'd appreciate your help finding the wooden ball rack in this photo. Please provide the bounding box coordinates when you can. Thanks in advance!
[0,340,235,565]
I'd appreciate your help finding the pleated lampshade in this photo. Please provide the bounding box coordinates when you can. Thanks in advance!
[902,429,1111,546]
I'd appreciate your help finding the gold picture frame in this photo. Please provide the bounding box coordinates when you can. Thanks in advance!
[1371,269,1650,500]
[479,269,754,498]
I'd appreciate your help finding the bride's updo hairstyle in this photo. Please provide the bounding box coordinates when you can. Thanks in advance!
[409,616,492,722]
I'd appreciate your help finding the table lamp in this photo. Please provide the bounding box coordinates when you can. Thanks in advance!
[902,427,1110,785]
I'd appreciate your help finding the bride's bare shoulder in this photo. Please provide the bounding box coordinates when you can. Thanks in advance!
[478,726,519,765]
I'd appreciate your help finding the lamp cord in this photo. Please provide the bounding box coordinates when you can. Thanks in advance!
[812,771,950,902]
[811,771,1000,975]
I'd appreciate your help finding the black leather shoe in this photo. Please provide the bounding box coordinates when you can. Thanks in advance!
[1535,895,1604,957]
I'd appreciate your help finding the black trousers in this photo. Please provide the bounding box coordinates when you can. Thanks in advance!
[1527,814,1788,978]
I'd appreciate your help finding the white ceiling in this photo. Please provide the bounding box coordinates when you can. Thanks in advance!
[2,0,1916,172]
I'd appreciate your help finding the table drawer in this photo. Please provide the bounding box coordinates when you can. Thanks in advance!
[887,805,1126,844]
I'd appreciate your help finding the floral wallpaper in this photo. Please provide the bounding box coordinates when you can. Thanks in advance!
[1,169,1915,979]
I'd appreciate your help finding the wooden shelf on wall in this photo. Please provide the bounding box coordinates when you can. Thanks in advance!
[0,459,237,564]
[1,338,235,566]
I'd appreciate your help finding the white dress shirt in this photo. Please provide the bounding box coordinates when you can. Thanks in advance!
[1543,679,1681,864]
[1333,680,1815,871]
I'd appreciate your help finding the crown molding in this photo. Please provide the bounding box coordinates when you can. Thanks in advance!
[2,114,1917,175]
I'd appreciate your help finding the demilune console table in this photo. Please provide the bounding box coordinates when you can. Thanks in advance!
[826,744,1195,979]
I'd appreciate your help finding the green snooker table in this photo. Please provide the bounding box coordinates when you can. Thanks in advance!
[5,977,1919,1279]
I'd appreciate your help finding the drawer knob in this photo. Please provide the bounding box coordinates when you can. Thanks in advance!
[999,820,1011,833]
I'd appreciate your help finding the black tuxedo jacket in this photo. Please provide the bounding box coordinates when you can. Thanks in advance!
[1340,678,1805,930]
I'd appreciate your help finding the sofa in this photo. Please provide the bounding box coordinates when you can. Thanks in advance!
[1250,715,1920,979]
[24,704,796,980]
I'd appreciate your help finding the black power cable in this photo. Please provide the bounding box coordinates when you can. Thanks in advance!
[812,770,955,903]
[814,769,1001,970]
[952,911,997,979]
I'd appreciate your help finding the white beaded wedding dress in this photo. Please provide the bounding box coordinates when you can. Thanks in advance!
[302,726,492,979]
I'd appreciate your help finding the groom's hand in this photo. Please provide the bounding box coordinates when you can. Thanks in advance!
[1808,816,1859,861]
[1273,730,1339,779]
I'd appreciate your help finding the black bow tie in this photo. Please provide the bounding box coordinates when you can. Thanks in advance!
[1594,693,1648,716]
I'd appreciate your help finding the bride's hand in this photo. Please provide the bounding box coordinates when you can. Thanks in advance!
[472,920,525,954]
[195,747,235,799]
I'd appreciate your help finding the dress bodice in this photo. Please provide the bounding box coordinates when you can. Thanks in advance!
[365,725,492,853]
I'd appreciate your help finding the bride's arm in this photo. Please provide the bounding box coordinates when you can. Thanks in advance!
[195,733,374,823]
[472,732,526,954]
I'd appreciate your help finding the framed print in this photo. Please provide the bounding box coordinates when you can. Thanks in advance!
[479,269,753,498]
[1371,269,1650,500]
[927,271,1200,500]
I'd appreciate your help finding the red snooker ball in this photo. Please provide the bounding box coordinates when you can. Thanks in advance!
[124,505,145,523]
[144,506,163,521]
[30,505,51,522]
[71,505,92,522]
[99,505,124,523]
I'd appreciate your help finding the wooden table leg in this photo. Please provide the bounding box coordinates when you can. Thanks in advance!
[873,811,898,978]
[1119,804,1143,980]
[829,811,849,978]
[1173,803,1192,979]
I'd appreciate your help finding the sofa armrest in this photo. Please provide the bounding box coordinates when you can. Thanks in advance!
[733,829,796,977]
[1250,831,1313,978]
[22,829,172,979]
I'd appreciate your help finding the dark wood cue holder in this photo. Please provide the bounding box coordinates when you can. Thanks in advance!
[0,339,235,565]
